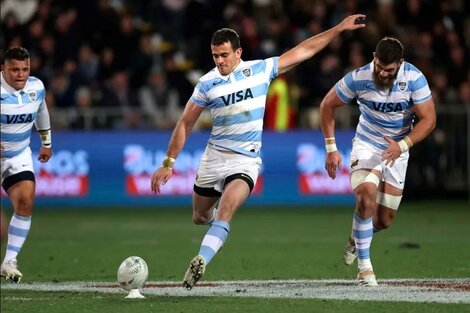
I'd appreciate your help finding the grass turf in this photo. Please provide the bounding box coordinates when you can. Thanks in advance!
[1,201,469,312]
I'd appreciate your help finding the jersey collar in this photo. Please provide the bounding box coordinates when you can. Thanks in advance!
[215,59,246,80]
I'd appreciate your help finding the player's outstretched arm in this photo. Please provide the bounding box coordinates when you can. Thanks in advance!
[278,14,366,74]
[151,100,204,194]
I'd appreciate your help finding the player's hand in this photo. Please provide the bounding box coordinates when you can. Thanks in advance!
[37,146,52,163]
[325,150,342,179]
[338,14,367,32]
[382,136,401,167]
[151,167,173,194]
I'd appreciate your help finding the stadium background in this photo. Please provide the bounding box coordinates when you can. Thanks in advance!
[1,2,470,312]
[1,0,469,206]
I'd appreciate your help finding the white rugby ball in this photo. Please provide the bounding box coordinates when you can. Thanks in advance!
[117,256,148,291]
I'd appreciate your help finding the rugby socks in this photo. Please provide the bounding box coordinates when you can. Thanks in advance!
[3,214,31,263]
[350,224,380,242]
[198,220,230,264]
[352,213,373,272]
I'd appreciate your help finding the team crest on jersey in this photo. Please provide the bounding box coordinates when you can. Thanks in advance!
[28,91,37,102]
[242,68,252,77]
[398,81,407,91]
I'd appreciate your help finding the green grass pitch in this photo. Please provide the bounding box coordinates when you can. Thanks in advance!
[1,201,469,312]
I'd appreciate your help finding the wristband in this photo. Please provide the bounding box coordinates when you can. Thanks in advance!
[325,137,338,153]
[38,129,52,148]
[398,136,413,153]
[162,156,175,169]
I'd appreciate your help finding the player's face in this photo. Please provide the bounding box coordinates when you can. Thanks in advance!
[372,58,401,90]
[211,42,242,76]
[1,58,30,90]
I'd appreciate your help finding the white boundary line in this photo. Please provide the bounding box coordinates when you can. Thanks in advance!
[2,279,470,304]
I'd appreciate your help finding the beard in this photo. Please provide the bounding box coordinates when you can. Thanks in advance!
[372,70,396,90]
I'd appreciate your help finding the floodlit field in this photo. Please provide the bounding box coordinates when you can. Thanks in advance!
[1,201,469,313]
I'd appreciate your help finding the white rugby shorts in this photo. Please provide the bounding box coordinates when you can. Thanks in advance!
[1,147,35,185]
[350,139,409,189]
[195,145,261,193]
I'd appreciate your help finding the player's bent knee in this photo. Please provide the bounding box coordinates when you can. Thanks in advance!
[192,214,208,225]
[350,170,380,190]
[355,193,377,212]
[376,191,402,210]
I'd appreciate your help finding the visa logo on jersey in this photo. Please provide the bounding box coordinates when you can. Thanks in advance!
[221,88,254,106]
[372,102,404,112]
[4,113,34,123]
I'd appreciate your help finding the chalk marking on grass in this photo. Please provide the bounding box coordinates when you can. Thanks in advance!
[2,279,469,304]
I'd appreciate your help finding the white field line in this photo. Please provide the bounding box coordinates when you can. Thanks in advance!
[2,279,469,304]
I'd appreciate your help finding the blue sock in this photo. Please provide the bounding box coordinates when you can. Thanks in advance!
[352,213,373,272]
[198,220,230,264]
[3,214,31,263]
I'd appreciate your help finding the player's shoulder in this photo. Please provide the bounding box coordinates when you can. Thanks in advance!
[197,68,219,82]
[26,76,45,89]
[194,69,232,95]
[354,62,372,76]
[343,62,372,83]
[244,57,277,68]
[243,59,264,67]
[402,61,423,75]
[197,69,224,90]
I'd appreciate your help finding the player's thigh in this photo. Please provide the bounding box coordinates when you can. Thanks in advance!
[1,148,34,186]
[216,158,260,222]
[194,147,225,192]
[382,153,409,190]
[192,192,219,215]
[377,156,407,211]
[218,179,251,220]
[193,147,224,216]
[350,153,381,204]
[376,181,403,212]
[7,180,36,214]
[2,151,36,214]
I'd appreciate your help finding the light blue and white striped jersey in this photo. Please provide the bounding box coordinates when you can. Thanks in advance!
[1,73,48,159]
[191,58,279,157]
[335,61,432,152]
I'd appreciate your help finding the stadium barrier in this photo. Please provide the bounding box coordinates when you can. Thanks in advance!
[1,130,356,208]
[2,104,468,208]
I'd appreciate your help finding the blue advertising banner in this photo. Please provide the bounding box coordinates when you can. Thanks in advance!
[2,130,355,208]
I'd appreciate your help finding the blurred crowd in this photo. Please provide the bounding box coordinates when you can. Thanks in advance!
[1,0,470,131]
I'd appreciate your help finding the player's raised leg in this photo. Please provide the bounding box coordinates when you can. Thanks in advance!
[343,182,400,266]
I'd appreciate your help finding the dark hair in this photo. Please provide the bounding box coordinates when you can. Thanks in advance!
[211,28,241,50]
[3,47,30,64]
[375,37,403,64]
